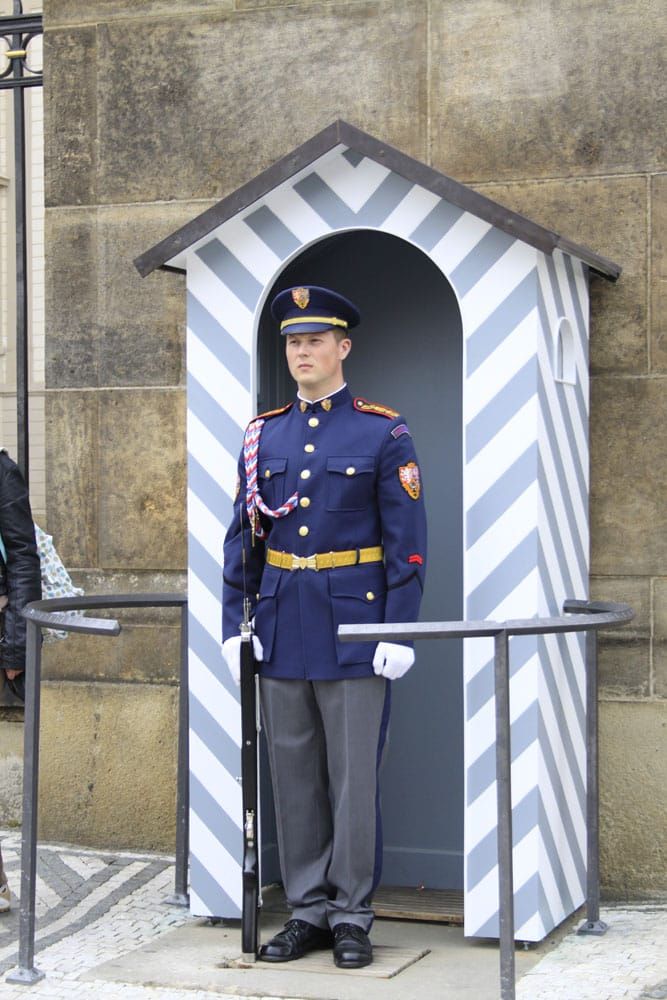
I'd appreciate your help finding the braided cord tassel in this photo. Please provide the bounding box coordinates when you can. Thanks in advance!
[243,418,298,540]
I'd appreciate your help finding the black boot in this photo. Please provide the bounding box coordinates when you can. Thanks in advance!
[333,922,373,968]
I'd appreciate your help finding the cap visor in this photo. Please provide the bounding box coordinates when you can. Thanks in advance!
[280,322,347,335]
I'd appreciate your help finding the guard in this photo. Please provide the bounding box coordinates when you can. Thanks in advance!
[222,284,427,968]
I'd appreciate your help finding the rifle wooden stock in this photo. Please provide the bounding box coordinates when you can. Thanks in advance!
[240,630,259,958]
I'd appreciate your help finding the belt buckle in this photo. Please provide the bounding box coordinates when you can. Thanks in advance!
[292,554,318,571]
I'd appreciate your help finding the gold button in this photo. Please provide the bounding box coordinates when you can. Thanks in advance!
[299,497,311,508]
[264,469,271,479]
[346,466,356,476]
[304,443,315,453]
[300,469,311,480]
[299,525,309,537]
[366,591,375,601]
[308,417,319,428]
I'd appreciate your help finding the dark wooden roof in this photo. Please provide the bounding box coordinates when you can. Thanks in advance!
[134,120,621,282]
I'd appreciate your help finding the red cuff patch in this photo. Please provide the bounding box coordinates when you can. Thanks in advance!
[408,554,423,565]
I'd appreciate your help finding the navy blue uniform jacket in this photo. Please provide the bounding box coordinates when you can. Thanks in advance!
[222,387,427,680]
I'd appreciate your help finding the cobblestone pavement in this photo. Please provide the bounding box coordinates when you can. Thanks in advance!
[0,828,665,999]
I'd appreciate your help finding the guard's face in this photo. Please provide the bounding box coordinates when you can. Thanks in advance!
[285,331,351,397]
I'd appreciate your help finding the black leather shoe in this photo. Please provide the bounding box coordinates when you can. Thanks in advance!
[258,919,333,962]
[333,922,373,969]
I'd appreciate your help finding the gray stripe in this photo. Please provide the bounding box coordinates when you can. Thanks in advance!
[188,534,223,605]
[293,173,355,228]
[536,630,586,808]
[537,453,576,600]
[356,172,414,226]
[450,227,516,298]
[466,635,536,721]
[537,370,588,587]
[343,148,364,167]
[190,854,240,919]
[563,255,589,367]
[410,198,464,252]
[466,269,537,376]
[467,701,539,805]
[188,453,236,520]
[538,544,586,731]
[243,205,300,259]
[472,871,542,938]
[196,239,263,312]
[466,356,537,461]
[190,691,240,778]
[190,772,242,859]
[189,615,237,699]
[537,695,586,888]
[187,290,250,389]
[35,851,86,898]
[538,865,557,933]
[188,373,246,459]
[537,280,588,498]
[545,254,565,316]
[467,529,537,620]
[466,443,538,548]
[467,786,539,891]
[538,791,574,916]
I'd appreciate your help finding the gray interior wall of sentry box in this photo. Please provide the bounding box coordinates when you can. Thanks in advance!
[258,230,465,890]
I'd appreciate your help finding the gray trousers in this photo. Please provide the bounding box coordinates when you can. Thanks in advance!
[260,676,390,932]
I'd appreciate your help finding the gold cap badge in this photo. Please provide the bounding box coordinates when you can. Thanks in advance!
[292,287,310,310]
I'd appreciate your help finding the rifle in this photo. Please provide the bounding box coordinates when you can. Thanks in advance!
[240,597,261,960]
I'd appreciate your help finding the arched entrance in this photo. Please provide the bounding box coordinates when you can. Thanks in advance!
[257,229,465,900]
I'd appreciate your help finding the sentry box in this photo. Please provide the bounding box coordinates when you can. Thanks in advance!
[136,120,620,942]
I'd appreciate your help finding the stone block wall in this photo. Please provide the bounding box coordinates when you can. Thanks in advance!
[42,0,666,888]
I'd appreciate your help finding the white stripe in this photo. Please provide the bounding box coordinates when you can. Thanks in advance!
[188,569,223,645]
[188,494,227,567]
[263,184,332,246]
[464,313,537,422]
[460,240,537,335]
[189,731,241,831]
[465,653,539,774]
[35,873,63,917]
[187,328,251,427]
[431,212,492,280]
[536,828,569,929]
[515,908,546,943]
[188,253,254,352]
[467,566,540,627]
[189,648,241,748]
[465,746,539,866]
[553,250,590,397]
[316,153,391,212]
[189,810,242,910]
[537,406,588,592]
[215,218,282,287]
[465,396,537,508]
[467,483,538,591]
[537,256,589,403]
[57,853,108,880]
[187,409,239,496]
[379,184,442,237]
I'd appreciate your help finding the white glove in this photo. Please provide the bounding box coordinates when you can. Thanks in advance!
[222,633,264,686]
[372,641,415,680]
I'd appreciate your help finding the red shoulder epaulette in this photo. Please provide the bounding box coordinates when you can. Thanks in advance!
[255,401,293,421]
[353,397,399,419]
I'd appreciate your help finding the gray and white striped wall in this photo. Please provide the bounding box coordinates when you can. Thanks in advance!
[165,143,590,941]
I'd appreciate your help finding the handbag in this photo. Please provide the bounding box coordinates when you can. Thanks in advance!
[0,524,84,642]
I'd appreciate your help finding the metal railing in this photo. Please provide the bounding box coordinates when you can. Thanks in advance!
[6,594,633,997]
[6,593,188,986]
[338,599,634,1000]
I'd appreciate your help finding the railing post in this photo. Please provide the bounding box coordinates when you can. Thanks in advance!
[166,602,190,906]
[494,629,516,1000]
[578,628,607,936]
[6,619,45,984]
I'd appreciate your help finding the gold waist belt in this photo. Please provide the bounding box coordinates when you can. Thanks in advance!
[266,546,383,572]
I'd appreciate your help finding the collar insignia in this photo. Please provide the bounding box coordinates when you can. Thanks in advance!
[292,287,310,310]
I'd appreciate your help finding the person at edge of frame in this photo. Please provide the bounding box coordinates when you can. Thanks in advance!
[0,447,42,912]
[222,284,427,969]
